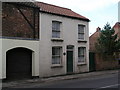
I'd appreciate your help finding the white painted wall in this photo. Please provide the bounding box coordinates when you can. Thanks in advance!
[0,13,89,79]
[0,38,40,79]
[39,13,89,77]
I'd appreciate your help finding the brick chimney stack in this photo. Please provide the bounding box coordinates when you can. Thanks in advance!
[96,27,101,32]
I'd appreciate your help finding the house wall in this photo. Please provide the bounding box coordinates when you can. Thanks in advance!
[0,38,40,79]
[39,13,89,77]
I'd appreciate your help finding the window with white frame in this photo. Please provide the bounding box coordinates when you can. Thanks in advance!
[78,25,85,40]
[52,47,62,65]
[52,21,61,38]
[78,47,86,63]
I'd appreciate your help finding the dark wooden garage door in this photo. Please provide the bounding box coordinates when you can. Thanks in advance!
[6,48,32,80]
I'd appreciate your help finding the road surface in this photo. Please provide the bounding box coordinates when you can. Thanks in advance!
[5,72,119,89]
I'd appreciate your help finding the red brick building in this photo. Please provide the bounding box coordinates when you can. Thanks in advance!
[89,22,120,71]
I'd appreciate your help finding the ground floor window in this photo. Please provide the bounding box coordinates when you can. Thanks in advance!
[78,47,86,63]
[52,47,62,65]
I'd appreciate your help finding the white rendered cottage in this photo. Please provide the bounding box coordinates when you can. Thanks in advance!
[0,2,90,80]
[36,2,90,77]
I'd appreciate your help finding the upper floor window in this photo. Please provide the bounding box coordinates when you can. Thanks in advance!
[52,21,61,38]
[78,47,86,63]
[78,25,85,40]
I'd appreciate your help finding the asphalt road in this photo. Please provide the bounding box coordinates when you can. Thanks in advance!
[33,73,119,89]
[2,72,120,90]
[5,72,118,89]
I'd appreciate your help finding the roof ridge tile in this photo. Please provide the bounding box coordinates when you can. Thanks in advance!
[36,1,71,10]
[35,2,90,21]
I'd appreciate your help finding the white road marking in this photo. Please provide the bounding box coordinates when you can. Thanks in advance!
[100,84,120,88]
[92,84,120,90]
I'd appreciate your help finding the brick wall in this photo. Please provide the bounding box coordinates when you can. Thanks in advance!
[113,22,120,38]
[95,53,120,70]
[2,3,39,39]
[89,28,101,52]
[89,26,120,70]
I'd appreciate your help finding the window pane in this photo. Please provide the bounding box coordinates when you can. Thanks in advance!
[56,57,60,64]
[80,48,84,55]
[78,25,85,33]
[52,31,60,38]
[52,57,56,64]
[78,25,85,39]
[52,23,55,30]
[52,47,62,64]
[79,29,84,33]
[52,47,60,55]
[52,21,61,38]
[78,47,86,63]
[52,32,57,38]
[56,23,60,31]
[78,33,84,39]
[52,47,55,55]
[78,27,84,33]
[56,32,60,38]
[52,57,61,64]
[78,56,84,63]
[55,48,60,55]
[52,21,60,31]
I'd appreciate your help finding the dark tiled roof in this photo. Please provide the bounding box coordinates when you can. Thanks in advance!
[36,2,90,21]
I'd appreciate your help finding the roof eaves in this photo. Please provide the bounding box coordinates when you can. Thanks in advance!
[89,31,101,38]
[40,10,90,22]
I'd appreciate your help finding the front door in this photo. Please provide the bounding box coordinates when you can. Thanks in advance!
[66,45,74,73]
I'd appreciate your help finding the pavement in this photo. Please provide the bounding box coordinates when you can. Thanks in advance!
[2,69,119,88]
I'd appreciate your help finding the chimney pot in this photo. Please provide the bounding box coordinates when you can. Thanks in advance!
[96,27,101,32]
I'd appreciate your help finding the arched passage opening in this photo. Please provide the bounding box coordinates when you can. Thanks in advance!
[6,47,32,80]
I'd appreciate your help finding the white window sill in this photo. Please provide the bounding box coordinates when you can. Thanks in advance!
[77,62,87,66]
[78,40,87,43]
[51,64,63,68]
[51,38,64,42]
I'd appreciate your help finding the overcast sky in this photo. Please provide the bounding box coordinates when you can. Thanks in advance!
[35,0,119,35]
